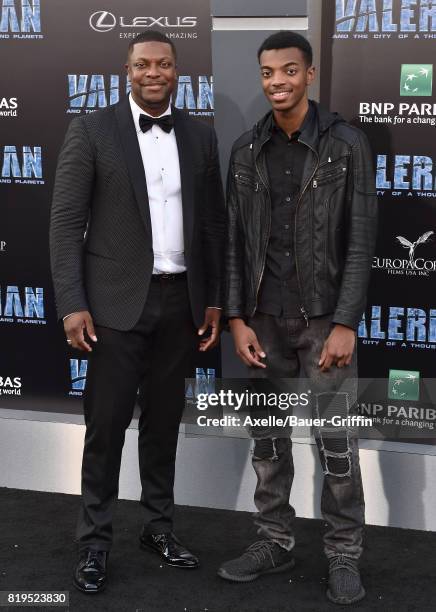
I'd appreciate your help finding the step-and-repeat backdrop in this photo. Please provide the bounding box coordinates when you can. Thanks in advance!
[0,0,219,414]
[2,0,436,443]
[322,0,436,441]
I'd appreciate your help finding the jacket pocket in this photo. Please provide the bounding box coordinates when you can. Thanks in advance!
[313,158,348,188]
[234,172,263,192]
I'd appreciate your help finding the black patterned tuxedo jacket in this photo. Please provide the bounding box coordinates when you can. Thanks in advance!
[50,97,225,330]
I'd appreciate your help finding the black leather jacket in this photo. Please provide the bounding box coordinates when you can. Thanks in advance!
[225,101,378,330]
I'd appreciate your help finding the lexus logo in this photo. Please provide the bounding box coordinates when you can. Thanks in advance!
[89,11,116,32]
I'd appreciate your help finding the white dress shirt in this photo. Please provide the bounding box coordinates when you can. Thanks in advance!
[129,93,186,274]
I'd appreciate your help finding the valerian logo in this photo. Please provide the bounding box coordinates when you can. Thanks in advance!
[67,74,214,117]
[69,359,88,396]
[67,75,123,113]
[0,286,46,324]
[0,0,42,39]
[334,0,436,39]
[358,305,436,349]
[376,154,436,195]
[0,145,43,184]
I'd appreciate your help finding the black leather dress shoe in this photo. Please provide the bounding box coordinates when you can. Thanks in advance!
[73,550,108,593]
[140,531,199,568]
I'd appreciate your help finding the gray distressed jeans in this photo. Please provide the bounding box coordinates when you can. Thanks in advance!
[247,312,365,560]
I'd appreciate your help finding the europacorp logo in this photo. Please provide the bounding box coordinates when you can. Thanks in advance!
[400,64,433,96]
[388,369,420,401]
[372,230,436,277]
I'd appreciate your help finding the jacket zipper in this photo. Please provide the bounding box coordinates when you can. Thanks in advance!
[294,144,320,327]
[252,139,272,315]
[250,135,320,323]
[234,172,260,192]
[312,165,346,188]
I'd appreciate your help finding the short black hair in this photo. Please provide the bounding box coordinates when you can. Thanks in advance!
[257,31,312,66]
[127,30,177,60]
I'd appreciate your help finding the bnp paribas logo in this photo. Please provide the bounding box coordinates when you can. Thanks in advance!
[388,369,420,401]
[400,64,433,96]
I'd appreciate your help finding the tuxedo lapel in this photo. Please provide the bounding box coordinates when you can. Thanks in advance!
[172,107,194,253]
[114,97,152,240]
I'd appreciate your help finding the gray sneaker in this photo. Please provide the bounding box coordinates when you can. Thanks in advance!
[217,540,295,583]
[326,554,366,605]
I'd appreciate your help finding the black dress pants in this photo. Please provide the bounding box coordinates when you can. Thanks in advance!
[76,276,197,551]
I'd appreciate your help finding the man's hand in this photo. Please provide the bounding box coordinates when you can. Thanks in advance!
[318,324,355,372]
[198,308,221,351]
[64,311,97,352]
[230,318,266,368]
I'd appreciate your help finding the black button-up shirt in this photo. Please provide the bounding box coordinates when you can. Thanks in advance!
[257,103,315,318]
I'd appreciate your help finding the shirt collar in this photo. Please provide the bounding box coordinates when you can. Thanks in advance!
[129,93,172,134]
[271,101,315,141]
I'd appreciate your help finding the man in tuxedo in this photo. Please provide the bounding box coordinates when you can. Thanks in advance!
[50,31,225,593]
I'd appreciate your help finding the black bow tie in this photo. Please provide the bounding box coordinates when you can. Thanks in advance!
[139,114,174,134]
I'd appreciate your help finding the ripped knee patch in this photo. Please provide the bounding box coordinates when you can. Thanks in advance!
[319,436,351,477]
[253,438,279,461]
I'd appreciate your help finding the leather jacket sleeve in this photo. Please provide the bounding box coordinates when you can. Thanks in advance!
[332,129,378,330]
[224,156,246,319]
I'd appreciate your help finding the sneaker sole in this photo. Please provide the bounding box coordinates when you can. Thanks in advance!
[326,585,366,605]
[217,558,296,583]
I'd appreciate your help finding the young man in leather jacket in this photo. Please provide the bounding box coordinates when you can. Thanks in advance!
[219,31,377,605]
